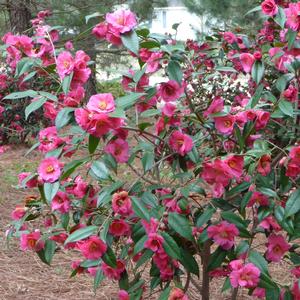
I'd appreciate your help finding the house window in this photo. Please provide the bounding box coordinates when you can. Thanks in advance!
[162,10,167,28]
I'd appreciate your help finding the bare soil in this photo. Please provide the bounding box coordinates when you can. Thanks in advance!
[0,147,294,300]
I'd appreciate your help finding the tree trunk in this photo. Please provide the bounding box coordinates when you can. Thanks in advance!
[6,0,32,33]
[84,37,98,98]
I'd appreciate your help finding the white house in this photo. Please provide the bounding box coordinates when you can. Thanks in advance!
[149,0,208,40]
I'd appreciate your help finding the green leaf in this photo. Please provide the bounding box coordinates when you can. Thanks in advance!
[245,5,261,15]
[115,92,144,109]
[39,91,58,101]
[279,100,294,117]
[251,61,265,85]
[196,207,215,227]
[22,71,37,82]
[285,189,300,217]
[276,73,294,92]
[85,12,102,24]
[90,160,110,180]
[62,73,73,94]
[167,60,183,84]
[141,152,154,172]
[168,212,193,241]
[44,182,60,204]
[259,273,277,289]
[274,7,286,29]
[25,97,47,120]
[140,109,160,118]
[158,286,171,300]
[61,158,87,180]
[64,225,98,244]
[102,247,117,268]
[208,247,227,271]
[133,235,148,255]
[221,211,248,230]
[287,29,297,50]
[222,277,232,292]
[44,240,56,265]
[109,107,126,118]
[37,240,56,265]
[131,196,150,221]
[94,270,104,292]
[248,84,264,108]
[249,250,269,274]
[135,249,153,269]
[55,107,75,130]
[226,182,251,197]
[88,135,100,154]
[161,232,181,260]
[180,248,199,275]
[121,30,139,55]
[215,66,238,73]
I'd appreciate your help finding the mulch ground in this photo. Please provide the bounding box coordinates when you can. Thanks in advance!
[0,146,294,299]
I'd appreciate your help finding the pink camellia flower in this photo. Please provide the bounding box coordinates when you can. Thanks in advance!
[56,51,74,79]
[64,86,85,107]
[240,53,255,73]
[78,235,107,260]
[92,22,108,39]
[266,233,290,262]
[285,3,300,31]
[247,191,269,207]
[283,85,298,102]
[38,126,63,153]
[105,138,129,163]
[169,130,193,156]
[223,32,237,44]
[257,154,271,176]
[38,157,62,183]
[20,230,45,252]
[203,96,224,118]
[109,219,131,237]
[169,287,188,300]
[142,217,159,234]
[290,146,300,163]
[229,260,260,288]
[51,191,71,214]
[214,115,235,135]
[11,205,26,220]
[122,69,149,92]
[106,9,137,34]
[286,162,300,178]
[255,110,270,130]
[259,215,281,232]
[118,290,129,300]
[252,287,266,299]
[64,40,74,50]
[158,80,183,102]
[18,172,38,188]
[224,155,244,178]
[291,266,300,279]
[87,93,115,113]
[201,158,233,197]
[207,221,239,250]
[292,281,300,299]
[112,191,133,216]
[146,51,164,73]
[261,0,278,16]
[144,232,164,252]
[101,259,125,280]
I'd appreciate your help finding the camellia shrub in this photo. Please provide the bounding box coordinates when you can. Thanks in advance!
[5,1,300,299]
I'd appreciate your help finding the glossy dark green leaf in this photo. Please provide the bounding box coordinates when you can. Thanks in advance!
[121,30,139,55]
[161,232,181,260]
[168,212,193,241]
[285,189,300,217]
